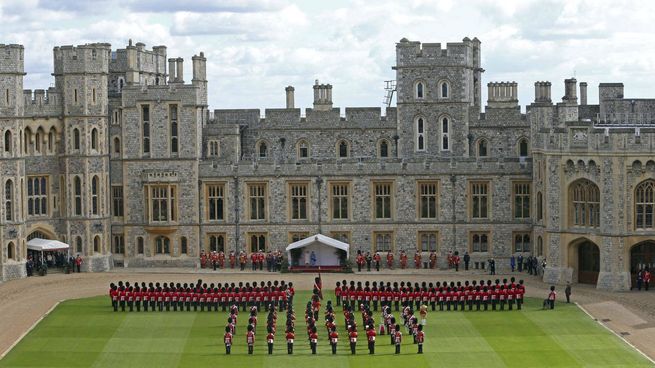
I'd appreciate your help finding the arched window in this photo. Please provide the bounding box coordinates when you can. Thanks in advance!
[297,140,309,159]
[337,140,349,158]
[74,176,82,216]
[180,236,188,254]
[635,180,655,229]
[378,139,389,158]
[75,236,82,253]
[257,141,268,159]
[48,128,55,153]
[518,138,529,157]
[93,235,100,253]
[477,139,488,157]
[35,129,42,153]
[440,81,449,98]
[8,242,15,260]
[155,235,170,254]
[537,191,543,221]
[209,234,225,252]
[415,81,424,99]
[23,128,31,154]
[91,128,98,150]
[569,179,600,228]
[4,130,11,153]
[416,117,425,152]
[5,179,13,221]
[113,137,120,153]
[441,117,450,151]
[91,176,99,215]
[73,128,80,150]
[137,237,144,254]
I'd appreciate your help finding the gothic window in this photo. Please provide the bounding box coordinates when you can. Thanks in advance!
[297,140,309,159]
[73,128,80,150]
[91,176,99,216]
[635,180,655,229]
[147,185,177,223]
[170,105,178,154]
[137,237,144,254]
[330,182,350,220]
[4,130,11,153]
[74,176,82,216]
[113,137,120,154]
[257,141,268,159]
[373,182,393,219]
[180,236,188,254]
[75,236,82,253]
[378,139,389,158]
[518,138,529,157]
[441,117,450,151]
[513,182,531,219]
[289,182,308,220]
[415,81,424,99]
[112,186,123,217]
[415,117,425,152]
[419,232,438,252]
[440,81,449,98]
[34,129,41,153]
[155,235,170,254]
[337,140,349,158]
[23,128,31,154]
[249,233,267,252]
[537,192,543,221]
[373,232,393,252]
[142,105,150,154]
[477,139,488,157]
[514,233,531,253]
[418,181,438,219]
[7,242,15,260]
[113,234,125,254]
[5,179,13,221]
[206,183,225,221]
[470,181,489,219]
[27,176,48,216]
[208,234,225,252]
[91,128,98,151]
[569,179,600,228]
[247,183,267,220]
[470,233,489,252]
[93,235,100,253]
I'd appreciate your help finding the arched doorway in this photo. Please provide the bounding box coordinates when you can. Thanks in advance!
[577,241,600,284]
[631,241,655,285]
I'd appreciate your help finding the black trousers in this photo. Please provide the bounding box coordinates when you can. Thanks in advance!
[268,343,273,355]
[112,300,118,312]
[225,345,231,354]
[287,343,293,354]
[418,343,423,354]
[350,342,356,354]
[310,342,316,354]
[368,341,375,354]
[395,344,401,354]
[331,343,337,354]
[248,345,253,354]
[120,300,125,312]
[136,301,141,312]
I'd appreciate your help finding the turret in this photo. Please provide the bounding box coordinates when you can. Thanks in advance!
[0,44,26,116]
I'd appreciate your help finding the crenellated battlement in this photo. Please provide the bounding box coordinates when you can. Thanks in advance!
[395,37,480,69]
[22,88,61,107]
[53,43,111,75]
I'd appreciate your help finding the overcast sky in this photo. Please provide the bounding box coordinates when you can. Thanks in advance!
[2,0,654,112]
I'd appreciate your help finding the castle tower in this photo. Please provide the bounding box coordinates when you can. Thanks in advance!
[394,37,480,158]
[53,43,112,271]
[0,44,25,117]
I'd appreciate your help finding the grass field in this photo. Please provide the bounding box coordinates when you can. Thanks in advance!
[1,291,652,368]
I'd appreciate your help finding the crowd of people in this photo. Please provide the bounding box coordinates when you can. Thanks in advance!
[335,278,527,312]
[634,268,652,291]
[200,250,284,271]
[108,279,294,313]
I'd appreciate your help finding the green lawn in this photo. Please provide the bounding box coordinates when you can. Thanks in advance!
[1,291,652,368]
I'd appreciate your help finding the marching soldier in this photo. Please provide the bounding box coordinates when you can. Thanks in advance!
[329,326,338,354]
[267,326,275,355]
[349,327,358,355]
[286,328,295,354]
[246,324,255,354]
[224,326,233,355]
[366,326,376,354]
[394,324,402,354]
[309,326,318,355]
[416,325,424,354]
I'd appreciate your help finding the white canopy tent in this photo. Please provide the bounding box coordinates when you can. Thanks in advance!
[286,234,349,267]
[27,238,70,252]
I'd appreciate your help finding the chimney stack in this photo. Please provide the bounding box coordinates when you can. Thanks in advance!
[579,82,588,105]
[168,58,176,83]
[312,80,333,111]
[563,78,577,104]
[534,81,552,104]
[285,86,295,109]
[175,57,184,83]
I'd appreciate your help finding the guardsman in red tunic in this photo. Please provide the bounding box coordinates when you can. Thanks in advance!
[246,324,255,354]
[400,251,408,269]
[119,286,127,312]
[416,325,425,354]
[366,326,377,354]
[329,326,338,354]
[335,282,342,307]
[286,328,295,354]
[211,251,219,271]
[349,327,358,355]
[251,252,258,271]
[218,251,225,268]
[266,326,275,355]
[309,326,318,355]
[229,251,236,269]
[394,324,402,354]
[386,251,394,269]
[374,252,381,271]
[127,286,134,312]
[414,251,422,269]
[135,286,142,312]
[239,252,247,271]
[224,326,233,355]
[110,284,118,312]
[356,251,365,272]
[200,250,207,269]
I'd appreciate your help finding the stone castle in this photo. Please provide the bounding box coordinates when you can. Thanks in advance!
[1,37,653,290]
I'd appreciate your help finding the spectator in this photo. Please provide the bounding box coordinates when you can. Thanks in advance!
[565,282,571,303]
[510,255,516,272]
[463,252,470,271]
[644,268,651,291]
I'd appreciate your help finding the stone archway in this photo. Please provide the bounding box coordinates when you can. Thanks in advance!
[630,241,655,286]
[568,238,600,284]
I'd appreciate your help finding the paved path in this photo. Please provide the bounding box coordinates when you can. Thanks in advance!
[0,268,653,361]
